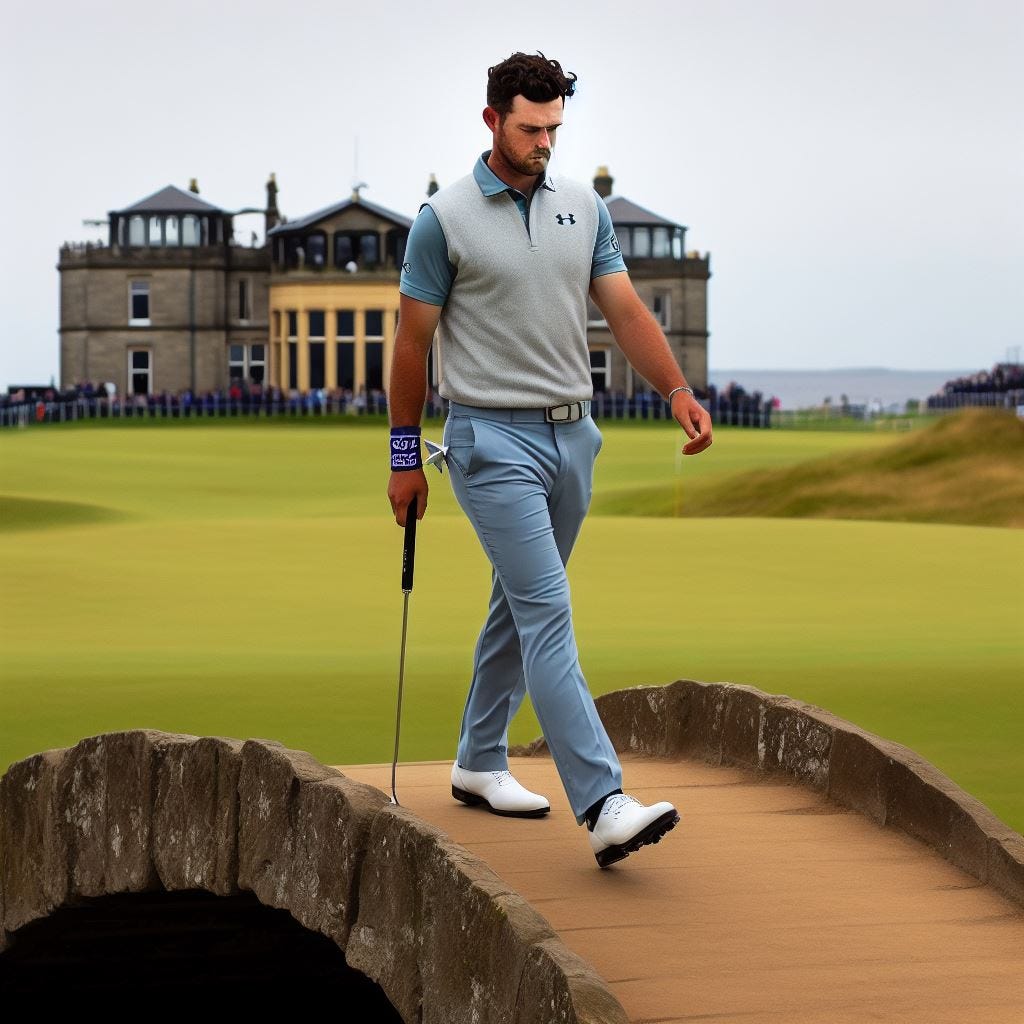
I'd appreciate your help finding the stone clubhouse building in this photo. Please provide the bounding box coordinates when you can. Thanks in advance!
[57,169,710,400]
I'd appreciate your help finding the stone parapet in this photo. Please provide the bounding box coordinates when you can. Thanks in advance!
[511,679,1024,909]
[0,730,625,1022]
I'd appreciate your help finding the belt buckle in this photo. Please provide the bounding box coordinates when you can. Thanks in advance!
[545,402,577,423]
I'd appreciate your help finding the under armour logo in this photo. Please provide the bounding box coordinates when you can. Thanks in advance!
[555,213,576,225]
[610,235,620,252]
[402,262,412,274]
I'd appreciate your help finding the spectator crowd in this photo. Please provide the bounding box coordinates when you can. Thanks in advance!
[926,362,1024,411]
[4,377,781,428]
[933,362,1024,397]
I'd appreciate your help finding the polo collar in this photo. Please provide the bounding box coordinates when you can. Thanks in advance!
[473,150,557,198]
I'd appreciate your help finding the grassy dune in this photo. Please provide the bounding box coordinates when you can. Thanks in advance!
[1,414,1021,833]
[594,408,1024,527]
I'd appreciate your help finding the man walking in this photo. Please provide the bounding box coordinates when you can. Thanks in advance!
[387,52,713,867]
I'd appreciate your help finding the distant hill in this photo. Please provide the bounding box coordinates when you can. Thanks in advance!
[593,409,1024,528]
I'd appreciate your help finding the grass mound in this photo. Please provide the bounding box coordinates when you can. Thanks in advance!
[0,495,129,532]
[592,408,1024,527]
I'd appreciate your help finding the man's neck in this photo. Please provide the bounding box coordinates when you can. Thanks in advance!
[486,149,541,196]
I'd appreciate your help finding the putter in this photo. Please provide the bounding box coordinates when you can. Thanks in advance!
[390,494,418,805]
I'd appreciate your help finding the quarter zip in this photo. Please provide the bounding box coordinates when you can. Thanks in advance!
[505,189,534,245]
[526,190,539,251]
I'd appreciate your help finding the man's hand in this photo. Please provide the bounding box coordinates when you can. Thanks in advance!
[389,469,428,527]
[673,393,713,455]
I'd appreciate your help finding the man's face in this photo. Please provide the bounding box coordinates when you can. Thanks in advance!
[491,95,564,177]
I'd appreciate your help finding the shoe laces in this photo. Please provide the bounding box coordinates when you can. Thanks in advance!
[491,770,513,787]
[601,793,642,819]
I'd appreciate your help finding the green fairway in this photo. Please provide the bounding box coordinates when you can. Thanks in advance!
[2,418,1021,833]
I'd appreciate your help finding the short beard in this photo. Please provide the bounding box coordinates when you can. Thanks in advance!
[496,122,550,178]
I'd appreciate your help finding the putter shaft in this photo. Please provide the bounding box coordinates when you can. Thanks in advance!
[391,591,410,804]
[390,495,418,805]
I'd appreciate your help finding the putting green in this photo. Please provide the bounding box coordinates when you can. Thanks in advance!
[1,420,1021,833]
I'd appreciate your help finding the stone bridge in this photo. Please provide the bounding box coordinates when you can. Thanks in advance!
[2,680,1022,1021]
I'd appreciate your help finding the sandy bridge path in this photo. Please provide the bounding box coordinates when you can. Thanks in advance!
[335,754,1024,1024]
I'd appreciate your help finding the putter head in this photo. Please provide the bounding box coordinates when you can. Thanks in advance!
[423,438,448,475]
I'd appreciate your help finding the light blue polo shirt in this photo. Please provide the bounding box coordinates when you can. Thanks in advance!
[401,151,627,306]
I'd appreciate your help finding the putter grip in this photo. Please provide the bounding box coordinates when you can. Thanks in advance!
[402,496,417,591]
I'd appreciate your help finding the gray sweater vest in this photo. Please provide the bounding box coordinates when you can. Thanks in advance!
[426,173,600,408]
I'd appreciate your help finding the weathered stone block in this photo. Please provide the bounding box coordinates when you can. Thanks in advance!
[594,683,676,756]
[347,806,427,1021]
[672,679,729,763]
[827,726,891,824]
[716,683,767,771]
[52,730,165,900]
[237,738,386,947]
[515,937,629,1024]
[884,746,991,880]
[348,805,559,1024]
[986,831,1024,908]
[757,699,834,791]
[151,734,243,896]
[0,748,69,933]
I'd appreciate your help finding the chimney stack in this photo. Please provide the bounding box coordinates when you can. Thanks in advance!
[593,166,613,198]
[265,172,279,232]
[189,178,200,194]
[427,173,440,197]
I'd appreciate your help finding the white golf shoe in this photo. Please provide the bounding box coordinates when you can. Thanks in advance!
[588,793,679,867]
[451,763,550,818]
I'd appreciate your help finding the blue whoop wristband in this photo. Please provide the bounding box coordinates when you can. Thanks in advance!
[391,426,422,471]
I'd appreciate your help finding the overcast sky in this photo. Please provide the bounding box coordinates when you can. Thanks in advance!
[1,0,1020,389]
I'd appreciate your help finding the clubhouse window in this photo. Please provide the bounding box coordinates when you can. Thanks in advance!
[287,310,298,339]
[336,342,355,390]
[359,233,379,268]
[250,344,265,383]
[652,290,671,329]
[285,236,303,269]
[129,280,150,325]
[128,216,145,246]
[590,348,610,393]
[337,310,355,339]
[238,279,251,322]
[305,232,326,268]
[309,341,325,388]
[365,310,384,339]
[229,344,246,381]
[334,233,355,268]
[129,349,151,394]
[366,341,384,390]
[308,310,326,338]
[182,215,200,246]
[228,344,266,383]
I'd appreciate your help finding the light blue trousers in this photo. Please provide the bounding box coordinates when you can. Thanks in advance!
[442,401,623,825]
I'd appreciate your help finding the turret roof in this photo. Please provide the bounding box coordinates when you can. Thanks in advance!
[116,185,223,214]
[269,196,412,235]
[605,195,684,229]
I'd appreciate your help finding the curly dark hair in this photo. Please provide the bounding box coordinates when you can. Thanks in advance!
[486,51,578,117]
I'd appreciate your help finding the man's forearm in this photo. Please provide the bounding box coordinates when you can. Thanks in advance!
[613,306,690,399]
[388,335,429,427]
